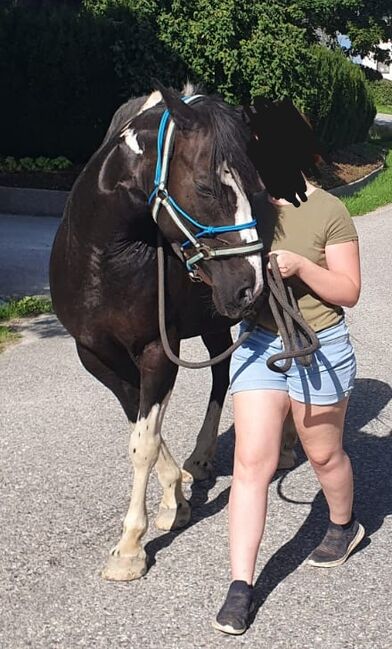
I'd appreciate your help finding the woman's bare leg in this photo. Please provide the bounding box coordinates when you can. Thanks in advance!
[230,390,290,584]
[290,397,353,523]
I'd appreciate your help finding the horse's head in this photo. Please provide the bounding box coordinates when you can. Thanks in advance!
[145,85,265,320]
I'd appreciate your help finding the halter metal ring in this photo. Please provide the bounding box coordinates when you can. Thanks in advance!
[197,243,213,260]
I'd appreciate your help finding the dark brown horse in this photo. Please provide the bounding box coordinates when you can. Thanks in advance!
[50,83,320,581]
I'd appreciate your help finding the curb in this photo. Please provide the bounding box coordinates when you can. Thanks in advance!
[328,162,385,198]
[0,186,68,217]
[0,159,387,217]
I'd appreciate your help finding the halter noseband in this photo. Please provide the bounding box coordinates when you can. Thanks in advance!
[148,95,264,280]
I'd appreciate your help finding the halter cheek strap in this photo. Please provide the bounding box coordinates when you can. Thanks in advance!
[148,95,264,278]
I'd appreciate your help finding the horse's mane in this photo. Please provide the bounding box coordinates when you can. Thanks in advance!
[195,96,260,202]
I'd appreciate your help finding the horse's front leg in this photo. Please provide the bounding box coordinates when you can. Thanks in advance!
[102,336,180,581]
[183,329,231,481]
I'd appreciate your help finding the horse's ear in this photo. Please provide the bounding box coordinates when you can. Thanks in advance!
[152,79,200,130]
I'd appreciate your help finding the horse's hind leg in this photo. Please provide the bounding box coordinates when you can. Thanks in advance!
[76,342,140,425]
[103,334,189,581]
[154,436,191,531]
[183,329,232,481]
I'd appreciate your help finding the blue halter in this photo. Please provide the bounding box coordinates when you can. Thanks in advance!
[148,95,263,275]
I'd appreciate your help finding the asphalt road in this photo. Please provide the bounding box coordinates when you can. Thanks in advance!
[0,207,391,649]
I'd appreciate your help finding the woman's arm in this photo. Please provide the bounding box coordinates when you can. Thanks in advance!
[269,240,361,307]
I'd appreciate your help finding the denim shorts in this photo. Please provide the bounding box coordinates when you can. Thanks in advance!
[229,319,356,405]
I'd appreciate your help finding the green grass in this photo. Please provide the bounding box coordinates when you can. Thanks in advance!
[0,295,52,322]
[376,104,392,115]
[0,296,52,352]
[342,140,392,216]
[0,325,21,352]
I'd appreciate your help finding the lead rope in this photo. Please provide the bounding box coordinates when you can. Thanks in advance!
[157,231,320,370]
[266,255,320,372]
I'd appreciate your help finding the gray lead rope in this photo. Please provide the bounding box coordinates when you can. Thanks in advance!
[157,232,320,370]
[266,255,320,372]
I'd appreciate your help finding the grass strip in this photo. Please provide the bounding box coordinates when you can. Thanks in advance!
[0,296,52,353]
[342,141,392,216]
[376,105,392,115]
[0,325,21,352]
[0,295,52,322]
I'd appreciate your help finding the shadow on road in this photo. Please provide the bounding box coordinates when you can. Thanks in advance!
[14,314,69,341]
[146,378,392,597]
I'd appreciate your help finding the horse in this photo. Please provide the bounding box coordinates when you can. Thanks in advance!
[49,83,320,581]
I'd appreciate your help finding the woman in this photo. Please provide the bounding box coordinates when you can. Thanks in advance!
[213,181,364,635]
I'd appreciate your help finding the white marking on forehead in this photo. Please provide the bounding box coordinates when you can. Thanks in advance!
[220,163,263,296]
[122,128,143,155]
[136,90,162,116]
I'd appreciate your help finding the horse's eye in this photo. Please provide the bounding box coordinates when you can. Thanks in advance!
[195,182,215,198]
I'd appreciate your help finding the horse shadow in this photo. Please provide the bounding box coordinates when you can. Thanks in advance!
[145,378,392,589]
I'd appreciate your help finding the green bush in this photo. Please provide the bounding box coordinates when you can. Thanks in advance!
[370,79,392,107]
[0,1,377,161]
[0,4,185,161]
[306,46,376,151]
[158,1,314,107]
[0,156,73,172]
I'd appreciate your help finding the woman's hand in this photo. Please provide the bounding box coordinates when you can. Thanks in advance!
[268,250,305,278]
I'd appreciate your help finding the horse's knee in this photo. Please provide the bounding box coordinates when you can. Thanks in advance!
[129,406,162,467]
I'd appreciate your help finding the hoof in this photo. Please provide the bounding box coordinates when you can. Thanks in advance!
[102,551,147,581]
[183,458,213,482]
[277,450,297,470]
[155,500,191,531]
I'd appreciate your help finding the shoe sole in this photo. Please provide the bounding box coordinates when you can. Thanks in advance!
[307,523,365,568]
[211,602,255,636]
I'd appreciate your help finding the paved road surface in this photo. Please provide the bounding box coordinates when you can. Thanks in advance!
[0,207,391,649]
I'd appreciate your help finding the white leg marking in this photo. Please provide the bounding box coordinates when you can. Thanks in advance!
[220,164,264,296]
[119,403,162,542]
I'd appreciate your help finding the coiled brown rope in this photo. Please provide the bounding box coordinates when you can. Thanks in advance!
[157,232,320,370]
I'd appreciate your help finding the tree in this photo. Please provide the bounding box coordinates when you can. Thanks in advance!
[295,0,392,60]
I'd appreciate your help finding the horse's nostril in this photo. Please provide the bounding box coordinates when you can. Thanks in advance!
[237,286,254,307]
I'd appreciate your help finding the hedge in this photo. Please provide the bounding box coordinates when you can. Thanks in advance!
[0,2,376,160]
[0,4,186,160]
[370,79,392,107]
[307,46,376,151]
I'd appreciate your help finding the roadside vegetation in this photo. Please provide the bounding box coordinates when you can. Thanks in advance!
[342,140,392,216]
[0,296,53,353]
[376,104,392,115]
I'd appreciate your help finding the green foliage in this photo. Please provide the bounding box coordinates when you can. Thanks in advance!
[159,0,313,106]
[294,0,392,58]
[0,1,378,160]
[0,296,53,322]
[0,325,20,353]
[342,140,392,215]
[370,80,392,107]
[307,46,376,151]
[0,156,72,172]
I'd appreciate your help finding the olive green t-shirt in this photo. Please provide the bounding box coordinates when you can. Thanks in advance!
[254,188,358,333]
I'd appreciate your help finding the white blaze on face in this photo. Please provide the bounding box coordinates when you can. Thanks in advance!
[220,164,263,296]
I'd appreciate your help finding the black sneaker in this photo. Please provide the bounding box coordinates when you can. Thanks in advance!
[212,580,253,635]
[307,519,365,568]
